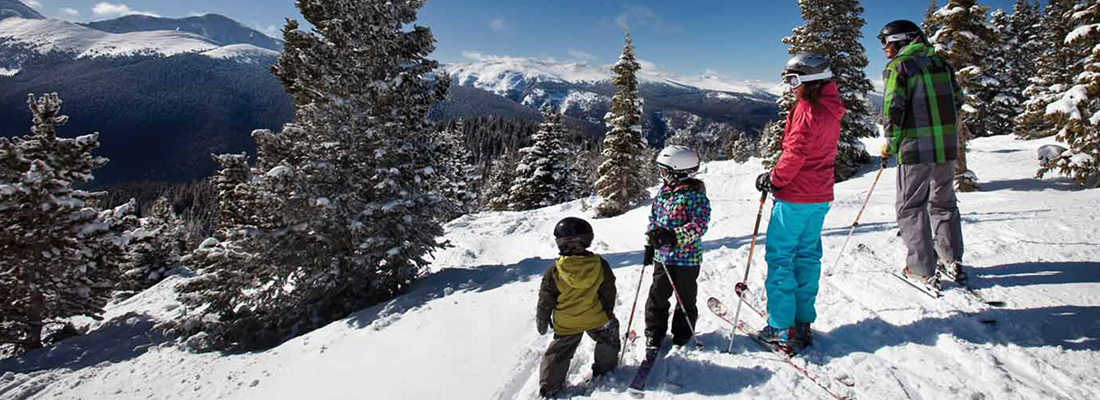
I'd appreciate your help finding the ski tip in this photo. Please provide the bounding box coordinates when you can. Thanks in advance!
[985,300,1006,307]
[626,387,645,398]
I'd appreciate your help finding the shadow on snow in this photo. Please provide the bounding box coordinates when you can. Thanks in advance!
[0,312,169,374]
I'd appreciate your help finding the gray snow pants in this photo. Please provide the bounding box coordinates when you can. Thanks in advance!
[539,320,620,394]
[896,161,964,276]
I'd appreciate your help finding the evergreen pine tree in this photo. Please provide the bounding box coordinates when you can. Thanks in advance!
[595,31,649,218]
[0,93,136,353]
[173,0,451,349]
[729,133,756,164]
[1007,0,1043,111]
[482,149,521,211]
[507,106,582,210]
[758,119,787,169]
[1036,1,1100,187]
[922,0,942,36]
[1016,0,1079,139]
[764,0,875,181]
[927,0,997,192]
[429,119,478,221]
[119,197,186,294]
[984,9,1017,136]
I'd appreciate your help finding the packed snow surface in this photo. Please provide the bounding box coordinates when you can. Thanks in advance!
[2,135,1099,400]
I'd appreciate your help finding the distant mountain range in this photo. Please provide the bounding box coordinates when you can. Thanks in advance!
[1,0,785,185]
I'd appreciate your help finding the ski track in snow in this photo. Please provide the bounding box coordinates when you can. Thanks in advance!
[1,135,1099,400]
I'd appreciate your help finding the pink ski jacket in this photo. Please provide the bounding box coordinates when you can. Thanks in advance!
[770,81,845,204]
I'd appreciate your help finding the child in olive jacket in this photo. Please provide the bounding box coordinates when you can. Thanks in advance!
[536,217,619,398]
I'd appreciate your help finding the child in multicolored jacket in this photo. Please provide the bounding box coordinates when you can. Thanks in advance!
[643,145,711,349]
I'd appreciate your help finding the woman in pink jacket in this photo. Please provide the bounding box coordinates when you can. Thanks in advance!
[753,53,845,352]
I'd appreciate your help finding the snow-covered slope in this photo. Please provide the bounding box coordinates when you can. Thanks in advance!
[0,17,219,58]
[3,135,1099,400]
[200,44,280,63]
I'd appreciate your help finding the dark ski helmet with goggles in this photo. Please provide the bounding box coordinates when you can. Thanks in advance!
[656,145,700,184]
[554,217,594,255]
[878,20,925,49]
[781,53,833,88]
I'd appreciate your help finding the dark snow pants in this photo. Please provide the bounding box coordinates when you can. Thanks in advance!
[539,320,620,394]
[896,161,964,276]
[644,263,700,345]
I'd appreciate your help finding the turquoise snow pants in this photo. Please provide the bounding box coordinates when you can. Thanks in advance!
[764,199,830,330]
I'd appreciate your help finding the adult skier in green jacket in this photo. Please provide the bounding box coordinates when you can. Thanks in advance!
[879,19,966,291]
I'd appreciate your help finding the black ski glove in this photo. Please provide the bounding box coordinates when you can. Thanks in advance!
[537,318,550,335]
[643,244,654,266]
[647,227,677,248]
[755,172,777,193]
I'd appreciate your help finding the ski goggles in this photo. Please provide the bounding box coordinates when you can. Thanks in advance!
[781,69,834,88]
[879,32,916,47]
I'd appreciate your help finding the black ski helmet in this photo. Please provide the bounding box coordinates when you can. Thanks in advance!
[878,20,924,47]
[554,217,594,255]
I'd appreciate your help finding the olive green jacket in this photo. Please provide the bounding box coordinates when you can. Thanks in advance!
[536,253,616,336]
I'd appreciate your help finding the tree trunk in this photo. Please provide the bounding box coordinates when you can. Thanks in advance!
[25,291,45,350]
[955,122,980,192]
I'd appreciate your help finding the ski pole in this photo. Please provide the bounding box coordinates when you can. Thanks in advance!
[727,190,768,353]
[658,261,703,350]
[824,163,885,277]
[618,244,653,365]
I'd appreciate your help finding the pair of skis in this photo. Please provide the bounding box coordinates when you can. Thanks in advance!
[708,296,854,400]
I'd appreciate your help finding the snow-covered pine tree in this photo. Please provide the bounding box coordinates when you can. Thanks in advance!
[758,119,786,169]
[927,0,997,192]
[119,197,186,294]
[173,0,451,350]
[728,133,755,164]
[507,105,582,210]
[429,119,478,221]
[595,31,649,218]
[765,0,875,181]
[482,149,521,211]
[1006,0,1043,112]
[1036,1,1100,187]
[0,93,136,353]
[984,9,1017,136]
[923,0,943,36]
[1016,0,1079,140]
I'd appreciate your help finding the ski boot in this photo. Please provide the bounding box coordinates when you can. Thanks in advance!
[757,325,797,354]
[937,260,968,283]
[794,322,813,348]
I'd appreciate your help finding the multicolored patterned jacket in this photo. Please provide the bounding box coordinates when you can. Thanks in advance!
[647,178,711,267]
[882,41,963,165]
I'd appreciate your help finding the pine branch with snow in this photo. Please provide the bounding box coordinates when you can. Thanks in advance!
[1037,1,1100,187]
[1016,0,1080,140]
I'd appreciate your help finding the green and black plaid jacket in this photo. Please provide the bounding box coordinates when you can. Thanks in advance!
[882,41,963,165]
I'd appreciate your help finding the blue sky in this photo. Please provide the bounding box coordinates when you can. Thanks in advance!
[26,0,1041,83]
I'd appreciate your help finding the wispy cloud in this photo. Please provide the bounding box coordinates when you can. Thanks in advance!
[25,0,42,9]
[462,51,559,64]
[568,48,597,62]
[92,2,161,18]
[489,18,507,32]
[59,7,79,18]
[613,5,683,35]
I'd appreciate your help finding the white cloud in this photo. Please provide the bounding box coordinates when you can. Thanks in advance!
[489,18,507,32]
[260,24,281,39]
[462,51,559,64]
[567,48,596,61]
[92,2,161,18]
[59,7,79,17]
[25,0,42,9]
[614,5,683,34]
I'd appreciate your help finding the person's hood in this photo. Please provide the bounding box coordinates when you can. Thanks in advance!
[815,81,846,121]
[554,255,602,289]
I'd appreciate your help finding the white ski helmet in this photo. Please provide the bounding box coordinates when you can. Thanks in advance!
[656,145,700,182]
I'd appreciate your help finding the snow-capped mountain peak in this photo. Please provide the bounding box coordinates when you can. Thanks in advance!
[0,0,44,21]
[443,55,781,97]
